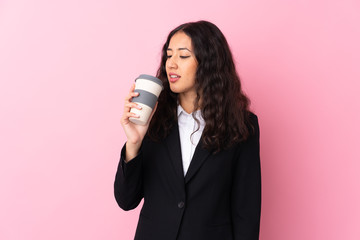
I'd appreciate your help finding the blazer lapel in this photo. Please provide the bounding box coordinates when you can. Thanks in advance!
[164,124,185,179]
[184,138,211,184]
[164,124,212,184]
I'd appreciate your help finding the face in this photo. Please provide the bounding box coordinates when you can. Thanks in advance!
[166,31,198,97]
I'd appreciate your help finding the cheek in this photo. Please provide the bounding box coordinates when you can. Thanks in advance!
[189,63,197,77]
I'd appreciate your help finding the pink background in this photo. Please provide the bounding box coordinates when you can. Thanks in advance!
[1,0,359,239]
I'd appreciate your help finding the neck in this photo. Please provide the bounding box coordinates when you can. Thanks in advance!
[178,92,200,114]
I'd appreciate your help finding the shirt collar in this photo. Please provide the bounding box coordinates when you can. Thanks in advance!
[177,104,198,116]
[177,104,204,122]
[177,104,185,117]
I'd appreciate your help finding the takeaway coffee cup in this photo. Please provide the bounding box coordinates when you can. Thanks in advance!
[129,74,163,125]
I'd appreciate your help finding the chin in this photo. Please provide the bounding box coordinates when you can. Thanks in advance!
[169,85,180,93]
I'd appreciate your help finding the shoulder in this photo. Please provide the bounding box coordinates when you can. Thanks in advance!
[248,111,258,123]
[247,111,259,136]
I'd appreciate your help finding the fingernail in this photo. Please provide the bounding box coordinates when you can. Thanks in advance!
[138,105,142,109]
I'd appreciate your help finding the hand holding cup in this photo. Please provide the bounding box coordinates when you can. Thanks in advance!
[120,74,163,161]
[129,74,163,125]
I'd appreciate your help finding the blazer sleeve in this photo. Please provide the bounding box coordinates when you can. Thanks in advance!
[231,114,261,240]
[114,143,144,211]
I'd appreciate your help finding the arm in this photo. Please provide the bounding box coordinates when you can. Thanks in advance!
[114,142,144,211]
[114,84,158,210]
[231,114,261,240]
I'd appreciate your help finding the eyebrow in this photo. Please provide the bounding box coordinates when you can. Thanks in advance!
[167,47,192,52]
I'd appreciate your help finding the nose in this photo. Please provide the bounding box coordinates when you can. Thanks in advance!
[167,56,178,69]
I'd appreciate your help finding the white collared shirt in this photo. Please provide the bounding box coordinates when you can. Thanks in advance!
[177,104,205,176]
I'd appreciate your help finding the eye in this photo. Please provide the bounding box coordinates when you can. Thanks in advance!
[180,56,190,59]
[166,55,172,59]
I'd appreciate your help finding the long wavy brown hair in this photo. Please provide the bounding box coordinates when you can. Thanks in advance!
[147,20,253,152]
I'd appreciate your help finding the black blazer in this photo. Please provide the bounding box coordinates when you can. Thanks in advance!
[114,113,261,240]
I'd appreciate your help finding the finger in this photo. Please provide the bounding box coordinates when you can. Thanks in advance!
[125,91,139,102]
[129,91,140,100]
[124,102,142,110]
[124,84,139,101]
[130,83,135,91]
[123,112,139,119]
[121,112,140,124]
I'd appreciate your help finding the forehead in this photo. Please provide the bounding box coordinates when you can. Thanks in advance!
[168,31,192,50]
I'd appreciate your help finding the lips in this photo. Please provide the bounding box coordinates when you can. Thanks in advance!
[168,73,181,83]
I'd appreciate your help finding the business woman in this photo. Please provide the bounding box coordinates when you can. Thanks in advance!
[114,20,261,240]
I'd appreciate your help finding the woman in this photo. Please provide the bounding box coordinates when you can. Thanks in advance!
[115,20,261,240]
